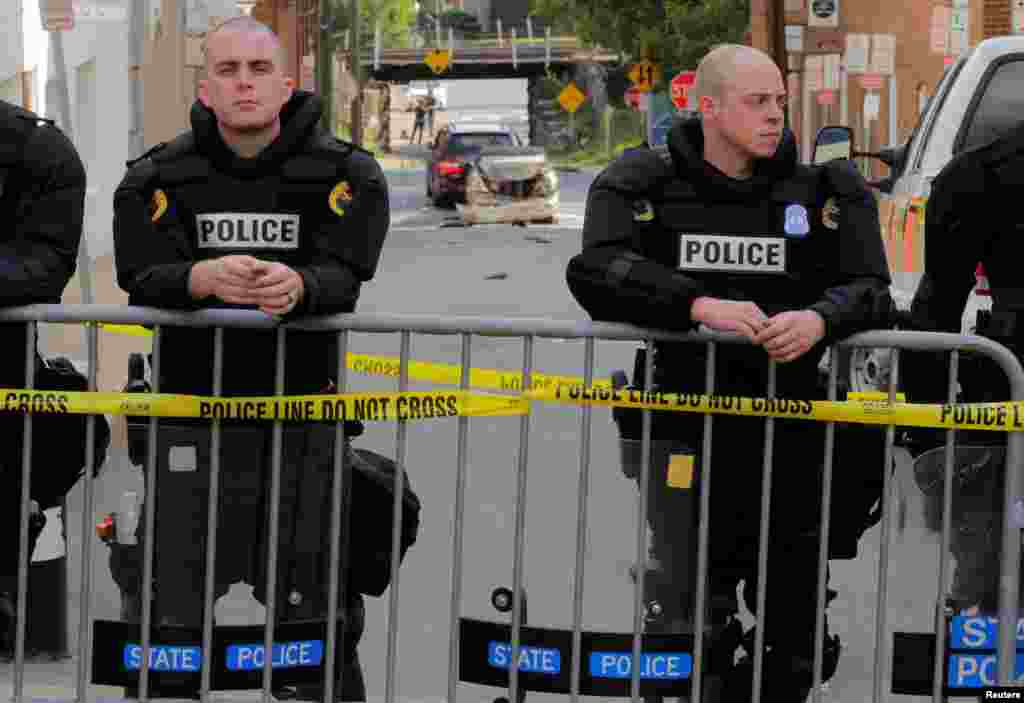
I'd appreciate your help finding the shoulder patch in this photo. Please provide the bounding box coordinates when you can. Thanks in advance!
[632,198,655,222]
[150,189,168,223]
[328,181,353,216]
[822,197,840,230]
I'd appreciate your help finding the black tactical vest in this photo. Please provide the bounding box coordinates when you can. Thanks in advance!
[130,134,358,397]
[639,149,838,320]
[143,133,353,269]
[641,149,837,397]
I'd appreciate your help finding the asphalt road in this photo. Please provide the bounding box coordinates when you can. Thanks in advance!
[2,167,969,703]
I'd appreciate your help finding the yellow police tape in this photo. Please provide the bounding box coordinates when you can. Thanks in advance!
[523,385,1024,433]
[346,353,611,393]
[90,325,1024,431]
[95,322,609,393]
[0,388,527,422]
[98,323,153,338]
[2,381,1023,432]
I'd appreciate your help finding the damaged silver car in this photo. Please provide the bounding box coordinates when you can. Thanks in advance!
[455,145,560,225]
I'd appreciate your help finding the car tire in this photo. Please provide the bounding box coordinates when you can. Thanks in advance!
[821,346,892,395]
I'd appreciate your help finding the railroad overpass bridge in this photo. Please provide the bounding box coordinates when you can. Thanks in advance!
[339,41,625,149]
[342,42,622,82]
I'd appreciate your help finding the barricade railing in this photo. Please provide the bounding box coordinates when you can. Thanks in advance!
[2,304,1023,703]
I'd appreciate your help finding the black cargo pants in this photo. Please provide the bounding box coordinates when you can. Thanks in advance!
[108,421,366,700]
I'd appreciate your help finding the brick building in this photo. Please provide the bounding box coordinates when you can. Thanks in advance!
[750,0,1020,173]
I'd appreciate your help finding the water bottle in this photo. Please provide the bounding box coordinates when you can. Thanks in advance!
[116,491,140,546]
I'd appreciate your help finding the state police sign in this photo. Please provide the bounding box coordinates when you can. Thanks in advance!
[459,618,695,697]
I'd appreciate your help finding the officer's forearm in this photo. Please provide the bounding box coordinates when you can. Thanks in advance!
[291,263,362,316]
[567,247,706,331]
[0,250,72,304]
[810,277,892,340]
[117,263,200,309]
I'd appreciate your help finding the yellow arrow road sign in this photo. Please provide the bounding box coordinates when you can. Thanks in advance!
[558,82,586,113]
[425,49,451,74]
[629,60,661,93]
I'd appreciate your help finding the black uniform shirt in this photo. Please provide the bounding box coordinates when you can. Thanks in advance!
[0,100,85,388]
[114,91,389,396]
[567,117,892,396]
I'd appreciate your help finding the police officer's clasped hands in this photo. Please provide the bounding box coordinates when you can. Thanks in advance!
[189,254,303,316]
[692,296,825,363]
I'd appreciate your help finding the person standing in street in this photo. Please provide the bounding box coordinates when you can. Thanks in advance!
[111,16,389,700]
[567,44,893,701]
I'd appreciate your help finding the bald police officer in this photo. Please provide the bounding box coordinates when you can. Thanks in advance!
[111,17,387,701]
[567,45,893,701]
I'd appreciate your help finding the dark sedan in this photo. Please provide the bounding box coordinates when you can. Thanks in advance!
[426,122,521,207]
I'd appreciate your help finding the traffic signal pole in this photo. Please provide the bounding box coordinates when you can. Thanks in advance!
[318,0,335,134]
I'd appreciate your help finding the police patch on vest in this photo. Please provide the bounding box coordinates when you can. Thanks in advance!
[196,213,300,249]
[822,197,839,230]
[151,189,168,223]
[678,234,786,273]
[632,199,655,222]
[784,204,810,238]
[329,181,353,217]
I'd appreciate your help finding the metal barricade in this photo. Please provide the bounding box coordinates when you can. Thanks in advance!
[1,304,1023,703]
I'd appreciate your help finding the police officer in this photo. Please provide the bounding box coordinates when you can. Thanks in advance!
[111,16,388,700]
[566,45,892,701]
[0,99,85,658]
[904,120,1024,615]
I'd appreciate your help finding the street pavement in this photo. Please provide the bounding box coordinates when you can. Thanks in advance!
[0,163,962,703]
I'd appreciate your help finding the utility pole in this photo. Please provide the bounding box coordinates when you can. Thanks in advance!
[772,0,787,78]
[129,0,146,157]
[350,0,363,146]
[318,0,334,133]
[51,33,94,313]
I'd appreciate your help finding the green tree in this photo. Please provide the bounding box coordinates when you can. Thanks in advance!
[530,0,748,69]
[328,0,418,52]
[667,0,749,69]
